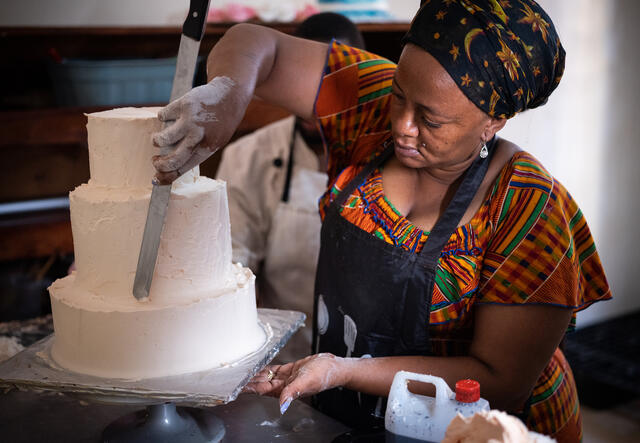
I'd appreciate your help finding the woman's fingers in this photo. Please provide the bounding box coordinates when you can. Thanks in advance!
[279,397,294,415]
[153,169,179,185]
[152,126,205,172]
[277,354,345,414]
[243,380,284,396]
[245,355,344,415]
[152,118,186,148]
[242,365,290,397]
[278,369,314,414]
[176,148,213,175]
[150,79,245,183]
[152,143,216,184]
[157,100,182,122]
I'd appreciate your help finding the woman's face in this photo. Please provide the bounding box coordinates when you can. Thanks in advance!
[390,44,503,173]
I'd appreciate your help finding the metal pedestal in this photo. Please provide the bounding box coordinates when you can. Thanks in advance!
[102,403,225,443]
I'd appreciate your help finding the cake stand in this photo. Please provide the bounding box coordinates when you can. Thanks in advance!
[0,308,305,443]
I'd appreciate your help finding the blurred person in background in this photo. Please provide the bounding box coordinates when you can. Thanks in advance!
[215,12,365,362]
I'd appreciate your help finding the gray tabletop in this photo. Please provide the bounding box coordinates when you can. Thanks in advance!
[0,389,350,442]
[0,311,350,442]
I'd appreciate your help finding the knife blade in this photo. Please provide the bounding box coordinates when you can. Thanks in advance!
[133,0,211,300]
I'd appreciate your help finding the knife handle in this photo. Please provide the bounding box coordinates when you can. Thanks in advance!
[183,0,211,42]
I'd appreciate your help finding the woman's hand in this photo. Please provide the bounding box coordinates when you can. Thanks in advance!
[152,76,243,184]
[244,353,351,414]
[149,23,327,184]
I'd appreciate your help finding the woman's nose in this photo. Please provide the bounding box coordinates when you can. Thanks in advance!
[397,108,419,137]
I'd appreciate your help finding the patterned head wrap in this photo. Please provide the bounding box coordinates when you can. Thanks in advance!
[403,0,565,118]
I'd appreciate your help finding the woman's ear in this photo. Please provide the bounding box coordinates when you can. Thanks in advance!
[483,117,507,141]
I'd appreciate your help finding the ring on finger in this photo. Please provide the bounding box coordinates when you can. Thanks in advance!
[266,369,275,382]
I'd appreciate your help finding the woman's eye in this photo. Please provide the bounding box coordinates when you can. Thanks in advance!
[422,117,441,129]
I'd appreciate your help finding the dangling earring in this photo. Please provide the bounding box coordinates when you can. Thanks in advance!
[479,141,488,159]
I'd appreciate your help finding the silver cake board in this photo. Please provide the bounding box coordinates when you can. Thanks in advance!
[0,308,305,407]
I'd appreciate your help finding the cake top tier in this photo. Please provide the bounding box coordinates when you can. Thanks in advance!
[87,107,164,189]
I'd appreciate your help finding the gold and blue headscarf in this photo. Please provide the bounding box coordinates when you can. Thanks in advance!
[404,0,565,118]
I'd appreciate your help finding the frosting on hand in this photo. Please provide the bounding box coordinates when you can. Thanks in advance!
[152,76,237,183]
[243,353,349,414]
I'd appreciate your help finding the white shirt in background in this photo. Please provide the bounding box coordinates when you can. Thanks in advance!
[216,116,327,362]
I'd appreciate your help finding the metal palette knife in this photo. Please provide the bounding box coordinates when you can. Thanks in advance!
[133,0,211,300]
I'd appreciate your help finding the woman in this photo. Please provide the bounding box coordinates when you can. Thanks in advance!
[151,1,611,441]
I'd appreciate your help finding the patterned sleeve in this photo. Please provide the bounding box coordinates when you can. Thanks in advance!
[314,40,396,183]
[479,153,611,327]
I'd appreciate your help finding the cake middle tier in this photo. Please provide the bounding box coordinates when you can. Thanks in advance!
[71,176,233,304]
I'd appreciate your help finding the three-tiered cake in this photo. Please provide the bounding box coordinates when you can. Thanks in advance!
[48,107,265,379]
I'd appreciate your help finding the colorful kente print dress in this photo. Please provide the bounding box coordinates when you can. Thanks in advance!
[314,41,611,442]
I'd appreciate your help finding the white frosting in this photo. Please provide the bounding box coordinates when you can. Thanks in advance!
[87,107,198,188]
[50,266,265,379]
[87,107,160,189]
[70,178,234,305]
[50,106,265,379]
[0,336,24,363]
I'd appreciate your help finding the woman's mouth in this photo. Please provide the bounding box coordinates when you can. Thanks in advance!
[395,142,421,158]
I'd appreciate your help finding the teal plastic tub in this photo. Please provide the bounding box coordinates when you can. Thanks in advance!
[48,57,179,107]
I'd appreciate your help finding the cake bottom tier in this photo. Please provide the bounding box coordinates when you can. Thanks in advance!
[48,270,265,380]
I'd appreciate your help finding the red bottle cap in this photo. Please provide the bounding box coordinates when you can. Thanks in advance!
[455,379,480,402]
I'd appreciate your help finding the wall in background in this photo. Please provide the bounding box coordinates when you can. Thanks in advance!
[500,0,640,327]
[0,1,420,26]
[1,0,637,328]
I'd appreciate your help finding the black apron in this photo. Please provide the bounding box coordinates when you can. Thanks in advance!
[312,137,497,430]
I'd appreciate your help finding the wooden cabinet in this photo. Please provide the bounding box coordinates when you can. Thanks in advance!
[0,22,409,261]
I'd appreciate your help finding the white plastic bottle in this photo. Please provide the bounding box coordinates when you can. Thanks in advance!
[385,371,490,442]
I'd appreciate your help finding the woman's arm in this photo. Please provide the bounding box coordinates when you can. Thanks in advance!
[205,23,327,119]
[153,23,328,183]
[346,304,571,411]
[247,304,571,413]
